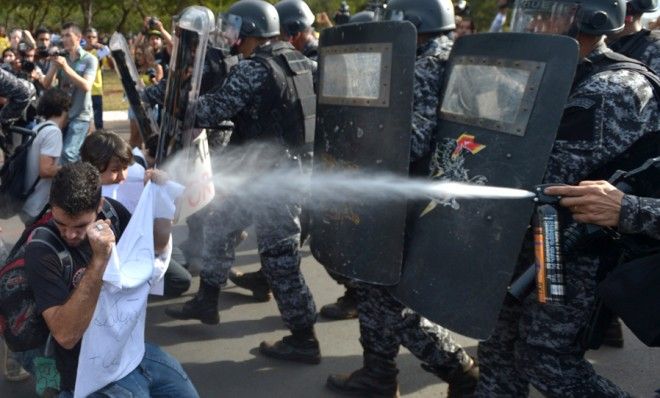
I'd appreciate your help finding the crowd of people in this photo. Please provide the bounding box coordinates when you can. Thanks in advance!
[0,0,658,397]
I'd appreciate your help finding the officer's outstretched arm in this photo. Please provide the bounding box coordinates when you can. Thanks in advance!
[0,69,35,123]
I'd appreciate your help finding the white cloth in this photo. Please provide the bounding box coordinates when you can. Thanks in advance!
[74,182,181,397]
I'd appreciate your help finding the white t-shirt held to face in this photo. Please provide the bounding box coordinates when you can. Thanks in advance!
[22,121,62,218]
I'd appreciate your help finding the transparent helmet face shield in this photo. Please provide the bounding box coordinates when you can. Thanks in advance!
[510,0,580,36]
[210,13,242,49]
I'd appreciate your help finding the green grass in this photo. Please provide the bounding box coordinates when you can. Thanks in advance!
[102,69,129,112]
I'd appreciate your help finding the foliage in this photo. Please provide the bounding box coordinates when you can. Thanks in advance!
[0,0,500,38]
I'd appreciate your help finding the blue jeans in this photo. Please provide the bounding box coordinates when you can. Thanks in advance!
[61,119,90,164]
[58,343,198,398]
[92,95,104,130]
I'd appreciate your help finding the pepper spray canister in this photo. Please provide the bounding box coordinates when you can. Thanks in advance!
[533,185,566,304]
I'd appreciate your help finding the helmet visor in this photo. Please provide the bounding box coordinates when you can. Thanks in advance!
[511,0,580,36]
[212,13,242,49]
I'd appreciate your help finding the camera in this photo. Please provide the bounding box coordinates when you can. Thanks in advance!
[17,42,29,54]
[21,60,35,74]
[48,47,69,57]
[148,17,160,30]
[146,67,157,80]
[36,46,50,59]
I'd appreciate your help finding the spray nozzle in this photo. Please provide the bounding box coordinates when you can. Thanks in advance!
[533,183,566,205]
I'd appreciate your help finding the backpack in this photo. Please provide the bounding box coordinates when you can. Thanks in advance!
[0,200,120,352]
[0,122,57,219]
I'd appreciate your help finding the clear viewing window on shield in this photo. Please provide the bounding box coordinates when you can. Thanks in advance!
[319,43,392,107]
[440,57,546,136]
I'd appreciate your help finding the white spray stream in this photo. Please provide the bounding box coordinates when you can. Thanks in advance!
[163,142,535,207]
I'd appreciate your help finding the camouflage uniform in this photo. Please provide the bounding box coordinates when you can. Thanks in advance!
[609,29,660,75]
[476,43,660,397]
[619,195,660,240]
[355,36,473,376]
[0,68,35,122]
[194,48,317,331]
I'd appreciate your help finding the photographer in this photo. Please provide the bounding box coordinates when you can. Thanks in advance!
[136,16,172,77]
[15,42,46,91]
[35,27,53,83]
[42,22,98,164]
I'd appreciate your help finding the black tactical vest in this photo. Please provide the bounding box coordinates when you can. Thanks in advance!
[609,29,660,63]
[568,50,660,181]
[234,42,316,152]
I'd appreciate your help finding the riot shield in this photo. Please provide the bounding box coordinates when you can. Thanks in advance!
[109,32,158,144]
[390,33,579,339]
[157,6,215,164]
[310,21,416,285]
[202,13,242,95]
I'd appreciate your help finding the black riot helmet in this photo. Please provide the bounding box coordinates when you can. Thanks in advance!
[275,0,315,36]
[348,10,377,24]
[385,0,456,34]
[511,0,626,36]
[627,0,659,14]
[228,0,280,38]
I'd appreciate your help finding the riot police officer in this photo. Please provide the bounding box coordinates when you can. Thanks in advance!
[326,1,478,396]
[227,0,321,306]
[608,0,660,74]
[0,67,35,123]
[475,0,660,395]
[275,0,319,61]
[164,0,321,364]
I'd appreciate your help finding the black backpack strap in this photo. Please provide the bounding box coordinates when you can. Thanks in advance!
[30,227,75,286]
[24,121,59,197]
[100,199,122,239]
[610,29,653,61]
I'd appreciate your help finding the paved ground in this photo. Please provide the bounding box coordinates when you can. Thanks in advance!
[1,114,658,397]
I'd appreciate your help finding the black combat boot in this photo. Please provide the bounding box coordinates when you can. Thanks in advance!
[259,327,321,364]
[164,280,220,325]
[602,318,624,348]
[422,358,479,398]
[319,287,358,320]
[326,352,400,397]
[228,268,272,302]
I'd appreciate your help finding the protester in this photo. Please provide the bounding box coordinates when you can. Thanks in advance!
[24,162,198,396]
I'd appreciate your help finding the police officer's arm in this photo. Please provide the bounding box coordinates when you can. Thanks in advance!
[410,57,442,162]
[545,181,624,226]
[618,195,660,240]
[40,220,115,350]
[195,60,268,128]
[0,68,35,122]
[143,78,167,106]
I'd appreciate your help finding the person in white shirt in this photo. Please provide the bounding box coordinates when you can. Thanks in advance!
[20,88,70,225]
